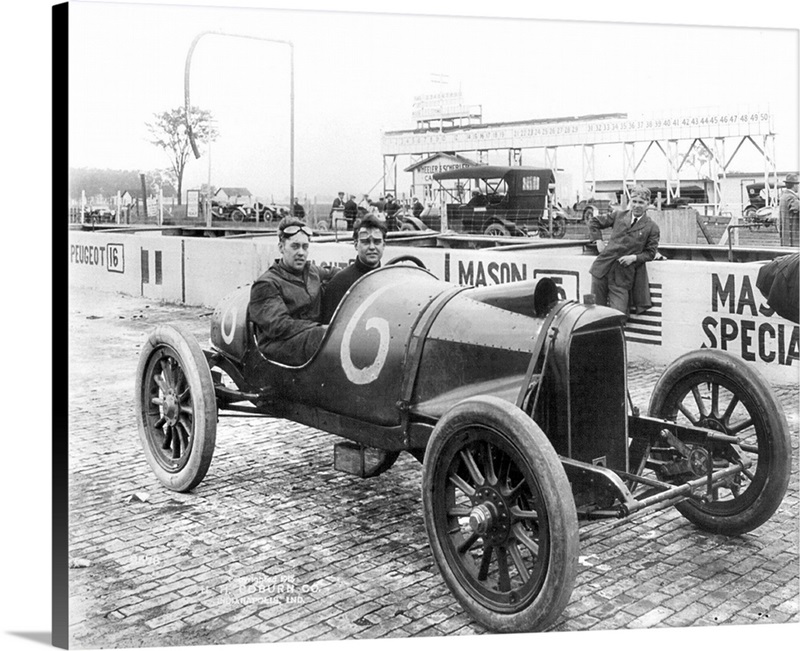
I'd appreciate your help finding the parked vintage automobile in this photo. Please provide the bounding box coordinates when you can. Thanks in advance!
[572,196,618,222]
[135,262,791,632]
[432,166,568,238]
[742,183,779,229]
[78,205,116,223]
[743,182,774,217]
[251,201,290,223]
[205,200,248,222]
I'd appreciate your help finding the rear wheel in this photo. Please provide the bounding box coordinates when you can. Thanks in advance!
[484,222,511,237]
[648,349,791,535]
[551,215,566,239]
[422,396,578,632]
[231,208,246,223]
[135,325,218,492]
[583,206,596,222]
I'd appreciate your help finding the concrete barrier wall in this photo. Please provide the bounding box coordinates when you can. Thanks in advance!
[68,231,799,386]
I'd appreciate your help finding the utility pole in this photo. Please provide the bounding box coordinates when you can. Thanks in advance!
[184,31,295,213]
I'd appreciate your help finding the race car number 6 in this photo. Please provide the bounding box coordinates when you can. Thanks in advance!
[340,285,394,384]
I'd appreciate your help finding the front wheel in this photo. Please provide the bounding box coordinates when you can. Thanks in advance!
[422,396,578,632]
[648,349,791,535]
[135,325,218,492]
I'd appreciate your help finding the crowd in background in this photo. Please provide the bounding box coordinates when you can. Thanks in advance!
[329,191,427,231]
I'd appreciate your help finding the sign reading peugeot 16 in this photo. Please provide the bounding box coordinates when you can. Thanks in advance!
[135,261,791,633]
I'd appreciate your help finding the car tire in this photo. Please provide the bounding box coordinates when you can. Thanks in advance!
[551,215,567,239]
[135,325,218,492]
[583,206,596,222]
[422,396,578,632]
[484,223,511,237]
[231,208,246,223]
[743,206,758,231]
[648,349,791,535]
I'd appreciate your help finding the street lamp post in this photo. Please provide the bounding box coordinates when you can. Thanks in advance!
[206,138,212,227]
[184,31,295,215]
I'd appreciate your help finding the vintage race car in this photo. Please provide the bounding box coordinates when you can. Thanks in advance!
[135,258,791,632]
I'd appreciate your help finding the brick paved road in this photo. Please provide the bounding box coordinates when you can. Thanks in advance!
[67,286,799,648]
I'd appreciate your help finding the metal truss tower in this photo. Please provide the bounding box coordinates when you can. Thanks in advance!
[382,106,778,216]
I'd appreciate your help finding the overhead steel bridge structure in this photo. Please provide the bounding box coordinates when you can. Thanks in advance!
[381,105,777,218]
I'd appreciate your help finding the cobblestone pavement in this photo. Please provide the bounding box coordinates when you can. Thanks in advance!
[67,286,799,648]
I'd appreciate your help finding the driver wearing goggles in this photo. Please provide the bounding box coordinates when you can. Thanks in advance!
[249,217,339,365]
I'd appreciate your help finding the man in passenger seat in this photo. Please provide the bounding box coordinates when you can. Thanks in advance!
[249,217,338,365]
[320,213,387,324]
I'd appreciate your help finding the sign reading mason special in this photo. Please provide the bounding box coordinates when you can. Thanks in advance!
[703,272,798,367]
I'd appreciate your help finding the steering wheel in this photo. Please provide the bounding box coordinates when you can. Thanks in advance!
[386,254,427,269]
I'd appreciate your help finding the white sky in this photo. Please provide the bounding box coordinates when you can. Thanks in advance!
[67,0,799,203]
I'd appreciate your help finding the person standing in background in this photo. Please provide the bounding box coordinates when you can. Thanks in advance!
[330,191,345,219]
[779,173,799,247]
[343,194,359,230]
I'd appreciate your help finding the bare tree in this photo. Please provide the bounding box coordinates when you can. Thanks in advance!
[146,106,218,205]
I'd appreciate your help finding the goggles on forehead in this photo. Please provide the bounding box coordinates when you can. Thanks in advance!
[280,224,313,238]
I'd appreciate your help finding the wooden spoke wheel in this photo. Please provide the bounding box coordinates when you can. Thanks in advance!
[135,325,217,492]
[422,396,578,632]
[648,349,791,535]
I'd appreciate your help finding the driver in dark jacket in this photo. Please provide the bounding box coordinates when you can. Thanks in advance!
[249,217,338,365]
[320,214,387,324]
